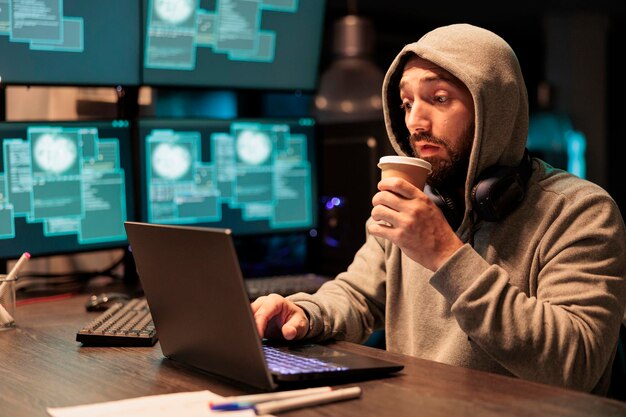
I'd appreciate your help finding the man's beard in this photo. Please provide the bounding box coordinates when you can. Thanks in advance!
[409,127,473,190]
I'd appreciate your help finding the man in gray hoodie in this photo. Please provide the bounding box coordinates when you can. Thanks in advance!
[251,23,626,395]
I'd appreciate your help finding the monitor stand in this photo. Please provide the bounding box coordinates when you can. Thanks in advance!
[121,246,143,296]
[0,86,5,121]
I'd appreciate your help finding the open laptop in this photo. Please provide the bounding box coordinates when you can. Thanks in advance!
[124,221,404,391]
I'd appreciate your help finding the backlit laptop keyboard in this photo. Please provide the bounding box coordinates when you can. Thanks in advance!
[262,345,348,374]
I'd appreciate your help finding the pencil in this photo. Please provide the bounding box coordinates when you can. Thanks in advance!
[209,386,332,408]
[255,386,362,415]
[6,252,30,281]
[0,252,30,295]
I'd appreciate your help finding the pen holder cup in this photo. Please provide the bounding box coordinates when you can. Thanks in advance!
[0,274,18,330]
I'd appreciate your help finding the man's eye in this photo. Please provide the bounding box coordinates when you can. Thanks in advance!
[435,96,448,104]
[400,102,412,112]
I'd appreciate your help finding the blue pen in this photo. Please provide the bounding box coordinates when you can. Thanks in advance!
[210,402,256,411]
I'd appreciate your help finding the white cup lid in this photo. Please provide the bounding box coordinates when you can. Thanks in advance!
[378,156,432,172]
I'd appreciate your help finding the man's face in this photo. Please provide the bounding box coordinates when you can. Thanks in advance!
[399,56,475,189]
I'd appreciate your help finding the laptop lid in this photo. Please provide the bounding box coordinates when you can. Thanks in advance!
[124,221,403,391]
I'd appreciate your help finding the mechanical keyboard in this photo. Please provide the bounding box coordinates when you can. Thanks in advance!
[245,273,331,300]
[76,298,157,347]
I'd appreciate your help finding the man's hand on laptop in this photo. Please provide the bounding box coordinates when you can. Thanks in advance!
[251,294,309,340]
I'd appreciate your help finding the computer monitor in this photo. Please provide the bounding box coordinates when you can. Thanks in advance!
[137,117,317,233]
[137,117,319,276]
[0,0,141,86]
[141,0,326,90]
[0,120,135,261]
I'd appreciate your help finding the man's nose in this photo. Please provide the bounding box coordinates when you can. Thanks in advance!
[405,101,431,133]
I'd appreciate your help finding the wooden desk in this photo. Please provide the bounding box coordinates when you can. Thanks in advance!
[1,295,625,417]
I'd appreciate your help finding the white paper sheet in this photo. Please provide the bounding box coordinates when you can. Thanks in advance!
[46,390,257,417]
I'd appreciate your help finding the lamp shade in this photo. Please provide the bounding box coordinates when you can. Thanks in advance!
[313,15,384,123]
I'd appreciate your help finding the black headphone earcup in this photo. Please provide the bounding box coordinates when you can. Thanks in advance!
[472,166,526,222]
[425,185,463,230]
[426,151,531,226]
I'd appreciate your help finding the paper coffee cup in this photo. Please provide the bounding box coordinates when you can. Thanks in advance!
[378,156,432,190]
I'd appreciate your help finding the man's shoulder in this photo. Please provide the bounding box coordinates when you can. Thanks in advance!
[531,161,611,202]
[520,161,622,227]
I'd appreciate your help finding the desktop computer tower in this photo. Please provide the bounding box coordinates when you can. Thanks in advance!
[316,121,393,276]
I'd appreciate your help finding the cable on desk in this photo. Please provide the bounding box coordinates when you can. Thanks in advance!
[16,292,79,307]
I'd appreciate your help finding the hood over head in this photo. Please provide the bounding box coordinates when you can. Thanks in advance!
[382,23,529,196]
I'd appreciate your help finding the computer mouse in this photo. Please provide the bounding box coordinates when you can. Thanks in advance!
[85,292,131,312]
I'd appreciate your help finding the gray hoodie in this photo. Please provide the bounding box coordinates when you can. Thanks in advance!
[289,23,626,394]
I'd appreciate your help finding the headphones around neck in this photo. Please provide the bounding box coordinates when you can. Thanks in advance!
[425,149,533,230]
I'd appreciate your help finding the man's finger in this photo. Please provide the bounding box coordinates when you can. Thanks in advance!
[250,295,267,313]
[282,313,308,340]
[252,296,280,337]
[377,177,419,198]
